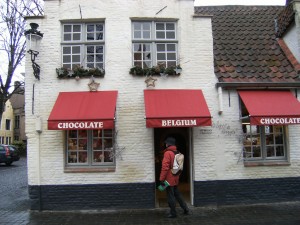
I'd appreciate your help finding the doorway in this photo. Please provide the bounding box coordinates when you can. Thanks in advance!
[154,128,191,208]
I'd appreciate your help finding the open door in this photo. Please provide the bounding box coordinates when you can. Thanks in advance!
[154,127,191,207]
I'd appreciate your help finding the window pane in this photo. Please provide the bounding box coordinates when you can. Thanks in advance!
[104,130,113,138]
[267,146,275,157]
[134,31,141,39]
[63,55,71,63]
[73,33,81,41]
[157,44,165,51]
[72,55,80,62]
[96,46,103,53]
[64,34,71,41]
[143,23,151,30]
[167,53,176,60]
[73,25,81,32]
[143,31,150,39]
[64,25,72,32]
[87,46,94,53]
[166,23,175,30]
[157,53,165,60]
[166,32,175,39]
[96,55,103,62]
[96,24,103,31]
[72,46,80,54]
[104,151,113,162]
[78,152,87,163]
[63,46,71,54]
[156,31,165,39]
[276,146,285,156]
[87,24,94,32]
[167,44,176,51]
[143,52,151,60]
[87,33,94,40]
[134,23,141,30]
[156,23,164,30]
[134,44,142,51]
[95,33,103,40]
[143,61,152,68]
[87,55,94,62]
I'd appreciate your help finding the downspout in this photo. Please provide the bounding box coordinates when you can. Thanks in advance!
[218,86,223,115]
[36,116,43,211]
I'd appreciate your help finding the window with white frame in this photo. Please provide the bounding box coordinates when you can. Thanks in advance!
[241,102,288,162]
[62,23,104,69]
[66,129,115,167]
[132,21,178,68]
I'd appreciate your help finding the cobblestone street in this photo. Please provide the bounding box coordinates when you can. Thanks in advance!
[1,157,300,225]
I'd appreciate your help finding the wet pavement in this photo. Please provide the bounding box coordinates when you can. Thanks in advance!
[1,157,300,225]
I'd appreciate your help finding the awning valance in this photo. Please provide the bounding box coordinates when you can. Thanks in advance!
[48,91,118,130]
[238,90,300,125]
[144,89,212,128]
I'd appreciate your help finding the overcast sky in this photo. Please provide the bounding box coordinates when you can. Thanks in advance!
[194,0,286,6]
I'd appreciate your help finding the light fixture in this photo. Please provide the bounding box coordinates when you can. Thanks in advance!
[25,23,43,80]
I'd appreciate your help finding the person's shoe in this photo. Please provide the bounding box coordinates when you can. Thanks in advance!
[183,209,191,215]
[166,214,177,218]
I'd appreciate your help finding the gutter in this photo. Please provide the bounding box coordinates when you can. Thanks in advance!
[216,82,300,89]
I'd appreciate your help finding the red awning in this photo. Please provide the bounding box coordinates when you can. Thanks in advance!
[48,91,118,130]
[238,90,300,125]
[144,89,212,128]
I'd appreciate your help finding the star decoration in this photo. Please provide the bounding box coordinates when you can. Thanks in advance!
[160,72,168,79]
[145,76,157,87]
[88,80,100,91]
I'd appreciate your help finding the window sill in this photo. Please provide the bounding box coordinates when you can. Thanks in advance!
[64,167,116,173]
[244,161,290,167]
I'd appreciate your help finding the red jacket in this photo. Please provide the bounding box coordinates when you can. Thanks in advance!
[159,145,180,186]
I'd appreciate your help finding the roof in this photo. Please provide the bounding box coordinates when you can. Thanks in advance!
[276,2,295,38]
[195,6,300,86]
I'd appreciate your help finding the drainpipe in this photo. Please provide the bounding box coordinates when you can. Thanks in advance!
[35,116,42,211]
[218,87,223,115]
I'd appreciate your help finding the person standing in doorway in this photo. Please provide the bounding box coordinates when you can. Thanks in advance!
[159,137,190,218]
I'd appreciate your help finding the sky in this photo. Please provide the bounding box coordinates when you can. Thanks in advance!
[194,0,286,6]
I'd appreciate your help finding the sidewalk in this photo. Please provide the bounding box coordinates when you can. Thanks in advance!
[3,201,298,225]
[1,158,300,225]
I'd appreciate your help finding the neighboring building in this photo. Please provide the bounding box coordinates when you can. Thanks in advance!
[194,1,300,206]
[0,100,14,145]
[25,0,300,211]
[10,82,26,143]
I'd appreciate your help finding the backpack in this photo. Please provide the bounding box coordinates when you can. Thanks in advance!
[171,151,184,175]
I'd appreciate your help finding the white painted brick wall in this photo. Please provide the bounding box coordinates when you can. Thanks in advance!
[25,0,300,186]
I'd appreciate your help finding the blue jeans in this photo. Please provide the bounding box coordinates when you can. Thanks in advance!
[166,186,189,216]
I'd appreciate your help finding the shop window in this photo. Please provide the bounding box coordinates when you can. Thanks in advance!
[240,101,288,164]
[132,21,178,68]
[66,129,115,169]
[61,23,104,69]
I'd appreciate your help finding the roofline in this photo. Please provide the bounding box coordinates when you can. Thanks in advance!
[216,82,300,89]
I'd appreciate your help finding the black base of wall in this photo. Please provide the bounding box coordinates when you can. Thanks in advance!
[29,183,155,210]
[194,177,300,207]
[29,177,300,210]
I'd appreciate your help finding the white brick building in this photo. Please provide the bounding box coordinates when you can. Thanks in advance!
[25,0,300,210]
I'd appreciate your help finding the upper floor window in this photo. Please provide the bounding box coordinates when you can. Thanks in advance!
[132,21,177,68]
[62,23,104,70]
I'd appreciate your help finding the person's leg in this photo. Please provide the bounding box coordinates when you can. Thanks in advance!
[173,186,190,213]
[166,186,177,217]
